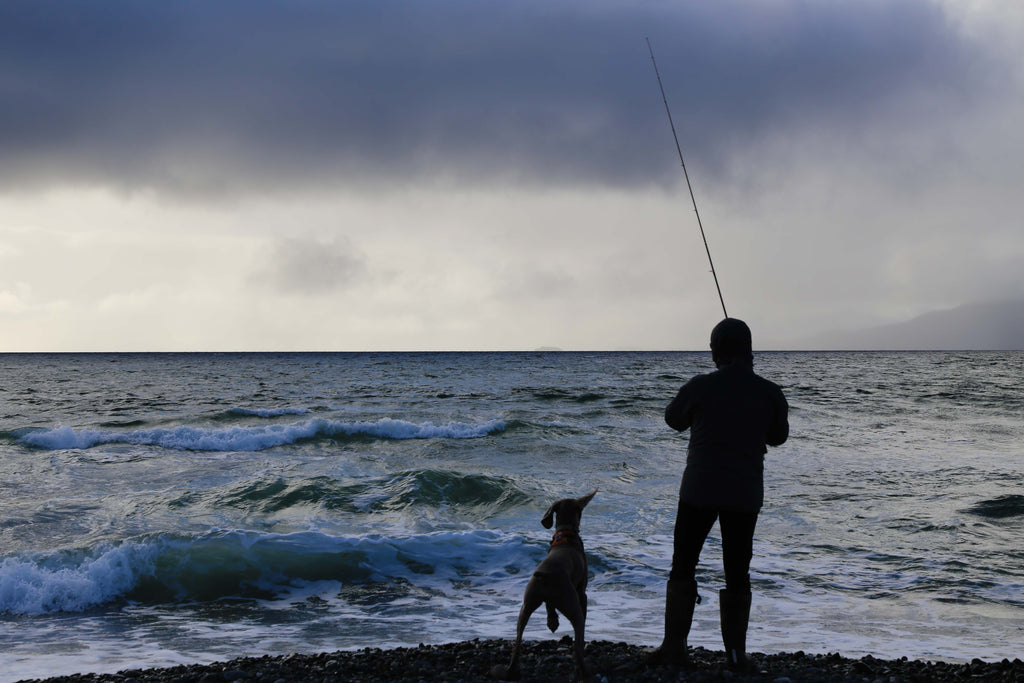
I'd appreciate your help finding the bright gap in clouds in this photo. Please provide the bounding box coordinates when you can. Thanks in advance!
[0,186,731,351]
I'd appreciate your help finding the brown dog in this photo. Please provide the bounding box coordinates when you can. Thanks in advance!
[491,489,597,682]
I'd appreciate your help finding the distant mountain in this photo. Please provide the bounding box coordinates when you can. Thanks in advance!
[798,300,1024,350]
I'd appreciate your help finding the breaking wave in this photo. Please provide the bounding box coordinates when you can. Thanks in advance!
[19,418,506,452]
[0,529,538,615]
[204,469,531,515]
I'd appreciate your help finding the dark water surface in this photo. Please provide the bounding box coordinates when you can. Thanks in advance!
[1,352,1022,680]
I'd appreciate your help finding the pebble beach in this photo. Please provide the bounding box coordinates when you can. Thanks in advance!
[17,640,1024,683]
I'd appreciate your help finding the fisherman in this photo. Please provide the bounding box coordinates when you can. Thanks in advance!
[650,318,789,670]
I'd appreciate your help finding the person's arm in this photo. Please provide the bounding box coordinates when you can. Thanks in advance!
[665,380,697,432]
[766,391,789,447]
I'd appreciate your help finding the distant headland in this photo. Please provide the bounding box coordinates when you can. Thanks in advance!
[794,299,1024,351]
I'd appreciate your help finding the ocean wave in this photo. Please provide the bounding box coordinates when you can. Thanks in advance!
[521,388,608,403]
[18,417,506,452]
[0,529,534,615]
[208,469,532,515]
[0,542,151,614]
[965,494,1024,519]
[222,407,312,418]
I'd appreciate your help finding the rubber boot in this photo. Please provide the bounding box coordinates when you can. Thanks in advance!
[719,589,752,670]
[647,580,699,667]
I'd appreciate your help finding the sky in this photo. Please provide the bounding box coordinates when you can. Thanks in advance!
[2,0,1023,352]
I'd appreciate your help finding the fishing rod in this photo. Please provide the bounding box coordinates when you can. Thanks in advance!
[646,37,728,319]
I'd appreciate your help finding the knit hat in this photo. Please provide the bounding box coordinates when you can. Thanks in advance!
[710,318,753,365]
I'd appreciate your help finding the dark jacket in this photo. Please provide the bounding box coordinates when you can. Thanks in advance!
[665,360,789,512]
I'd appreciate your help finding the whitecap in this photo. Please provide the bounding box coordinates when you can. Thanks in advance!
[20,418,507,452]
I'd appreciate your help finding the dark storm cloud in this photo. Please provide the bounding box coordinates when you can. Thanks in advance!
[0,0,999,195]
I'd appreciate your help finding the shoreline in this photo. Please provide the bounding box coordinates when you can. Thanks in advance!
[15,639,1024,683]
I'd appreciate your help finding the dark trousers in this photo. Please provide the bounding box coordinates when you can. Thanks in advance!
[669,501,758,593]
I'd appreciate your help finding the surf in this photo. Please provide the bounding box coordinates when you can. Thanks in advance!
[18,417,507,451]
[0,529,536,615]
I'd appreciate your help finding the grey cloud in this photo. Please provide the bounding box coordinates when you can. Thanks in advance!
[0,0,1005,196]
[495,266,577,301]
[256,235,368,295]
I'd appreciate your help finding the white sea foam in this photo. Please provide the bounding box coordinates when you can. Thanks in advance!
[19,417,507,451]
[229,407,311,418]
[0,543,157,615]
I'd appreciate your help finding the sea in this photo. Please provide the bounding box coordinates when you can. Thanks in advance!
[1,351,1022,681]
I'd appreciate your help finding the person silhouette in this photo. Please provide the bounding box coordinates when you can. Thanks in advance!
[650,317,789,669]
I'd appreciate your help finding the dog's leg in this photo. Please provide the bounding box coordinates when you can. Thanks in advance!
[561,598,589,682]
[491,581,543,681]
[507,592,542,680]
[544,576,589,682]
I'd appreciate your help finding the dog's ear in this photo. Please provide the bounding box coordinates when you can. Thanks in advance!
[576,489,598,509]
[541,502,557,529]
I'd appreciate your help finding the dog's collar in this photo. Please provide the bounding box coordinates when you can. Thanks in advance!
[550,529,577,547]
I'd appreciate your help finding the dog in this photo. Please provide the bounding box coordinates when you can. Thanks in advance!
[491,489,597,682]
